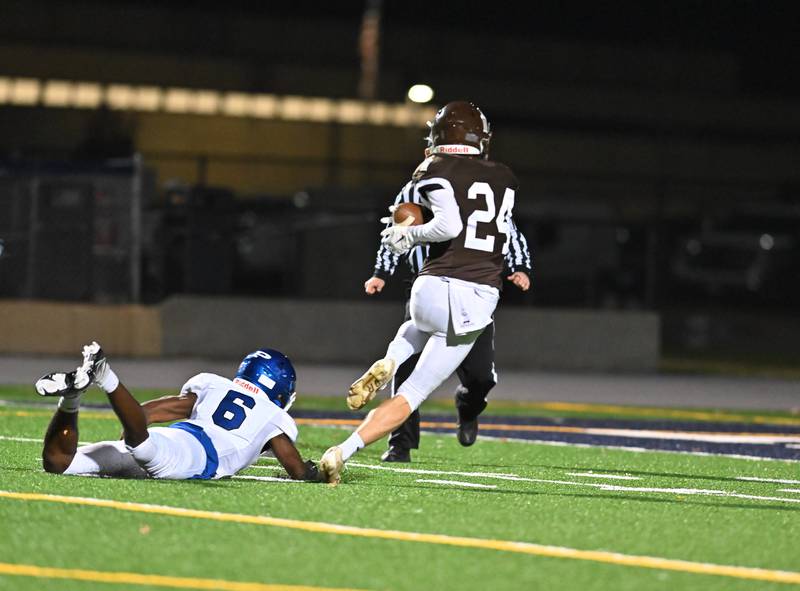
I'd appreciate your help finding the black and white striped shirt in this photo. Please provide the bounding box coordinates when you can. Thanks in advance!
[372,181,532,280]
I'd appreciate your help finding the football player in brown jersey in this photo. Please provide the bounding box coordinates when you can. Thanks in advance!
[320,101,529,485]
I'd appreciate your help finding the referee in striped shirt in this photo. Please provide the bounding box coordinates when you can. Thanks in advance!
[364,181,532,462]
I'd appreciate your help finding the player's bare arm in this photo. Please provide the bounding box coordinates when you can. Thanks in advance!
[268,433,321,481]
[141,393,197,424]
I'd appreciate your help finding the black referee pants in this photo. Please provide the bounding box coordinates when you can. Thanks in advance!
[387,299,497,451]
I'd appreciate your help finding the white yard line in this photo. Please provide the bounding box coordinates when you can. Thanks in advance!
[255,460,800,504]
[416,479,498,489]
[347,461,528,481]
[736,476,800,485]
[778,489,800,494]
[233,474,305,484]
[566,472,641,481]
[3,433,799,505]
[0,434,93,445]
[476,434,800,463]
[0,435,43,444]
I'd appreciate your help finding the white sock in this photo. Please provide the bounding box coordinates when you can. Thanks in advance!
[340,432,365,461]
[97,367,120,394]
[386,337,415,368]
[57,394,82,413]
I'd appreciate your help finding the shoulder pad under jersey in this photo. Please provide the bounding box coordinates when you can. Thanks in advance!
[412,156,435,180]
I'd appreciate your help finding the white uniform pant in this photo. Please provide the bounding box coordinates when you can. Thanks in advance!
[389,275,499,410]
[63,427,208,479]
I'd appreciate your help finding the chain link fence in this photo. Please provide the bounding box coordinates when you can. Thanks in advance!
[0,156,148,303]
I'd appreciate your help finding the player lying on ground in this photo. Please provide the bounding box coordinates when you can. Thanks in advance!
[319,101,523,484]
[36,342,322,481]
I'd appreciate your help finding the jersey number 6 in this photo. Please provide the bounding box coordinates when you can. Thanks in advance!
[212,390,256,430]
[464,182,515,254]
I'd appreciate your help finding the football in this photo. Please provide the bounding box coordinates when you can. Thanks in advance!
[393,202,425,226]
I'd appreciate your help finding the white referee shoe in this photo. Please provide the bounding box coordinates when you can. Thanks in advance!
[319,446,344,486]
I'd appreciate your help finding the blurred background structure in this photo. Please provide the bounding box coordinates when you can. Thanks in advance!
[1,0,799,372]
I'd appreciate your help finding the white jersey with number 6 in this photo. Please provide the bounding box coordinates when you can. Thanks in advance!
[180,372,298,478]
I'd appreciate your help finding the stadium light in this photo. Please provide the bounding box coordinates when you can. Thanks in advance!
[251,94,278,118]
[43,80,73,107]
[306,98,334,122]
[281,96,310,120]
[106,85,134,109]
[407,84,434,104]
[0,77,9,103]
[193,90,220,115]
[133,86,162,112]
[73,83,102,108]
[338,100,367,124]
[10,78,40,105]
[1,75,434,127]
[163,88,192,113]
[222,92,252,117]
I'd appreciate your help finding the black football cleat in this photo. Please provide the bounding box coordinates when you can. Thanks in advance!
[35,371,88,397]
[457,417,479,447]
[381,446,411,463]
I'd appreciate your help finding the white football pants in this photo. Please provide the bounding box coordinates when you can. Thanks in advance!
[386,275,499,410]
[63,427,207,479]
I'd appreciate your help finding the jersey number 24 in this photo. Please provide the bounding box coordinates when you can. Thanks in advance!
[464,182,515,254]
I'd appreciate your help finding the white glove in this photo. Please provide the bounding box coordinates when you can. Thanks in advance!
[380,216,414,255]
[378,204,399,227]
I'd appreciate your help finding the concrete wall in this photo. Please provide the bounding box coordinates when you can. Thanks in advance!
[0,300,161,356]
[0,297,660,370]
[162,296,660,371]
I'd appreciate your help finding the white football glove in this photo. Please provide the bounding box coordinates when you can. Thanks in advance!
[378,204,399,227]
[380,216,414,255]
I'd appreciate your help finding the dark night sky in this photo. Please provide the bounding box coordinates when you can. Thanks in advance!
[104,0,800,96]
[7,0,800,97]
[146,0,798,53]
[88,1,800,53]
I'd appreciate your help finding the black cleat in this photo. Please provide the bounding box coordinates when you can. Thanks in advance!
[457,417,479,447]
[35,371,83,397]
[381,446,411,463]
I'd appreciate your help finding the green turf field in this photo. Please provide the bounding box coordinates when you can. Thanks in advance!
[1,386,800,590]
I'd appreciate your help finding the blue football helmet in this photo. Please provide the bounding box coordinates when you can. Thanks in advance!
[235,349,297,409]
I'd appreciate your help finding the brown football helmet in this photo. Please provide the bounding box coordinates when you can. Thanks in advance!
[426,101,492,158]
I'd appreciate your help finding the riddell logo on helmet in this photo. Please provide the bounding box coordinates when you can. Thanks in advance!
[433,145,481,155]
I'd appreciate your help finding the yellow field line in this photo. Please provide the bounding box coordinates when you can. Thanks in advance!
[1,490,799,585]
[0,562,361,591]
[530,402,800,427]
